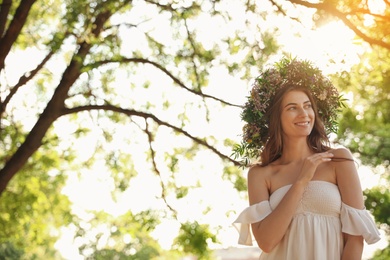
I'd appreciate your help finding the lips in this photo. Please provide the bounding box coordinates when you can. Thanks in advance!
[295,121,310,126]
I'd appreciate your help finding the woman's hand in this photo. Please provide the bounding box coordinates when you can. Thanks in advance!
[296,152,334,184]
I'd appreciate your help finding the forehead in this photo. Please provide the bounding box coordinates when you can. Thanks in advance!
[282,90,310,105]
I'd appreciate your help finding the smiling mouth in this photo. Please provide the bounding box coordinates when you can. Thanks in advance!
[295,122,310,126]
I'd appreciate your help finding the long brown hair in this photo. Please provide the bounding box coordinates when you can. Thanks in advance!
[260,86,330,166]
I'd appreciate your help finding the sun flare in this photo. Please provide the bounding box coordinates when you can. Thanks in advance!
[279,20,363,75]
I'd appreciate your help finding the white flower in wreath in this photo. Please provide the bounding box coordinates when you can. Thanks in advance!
[318,90,327,101]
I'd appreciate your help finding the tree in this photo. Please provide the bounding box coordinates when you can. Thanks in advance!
[0,0,280,257]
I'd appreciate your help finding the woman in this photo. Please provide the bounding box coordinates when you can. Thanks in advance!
[233,58,380,259]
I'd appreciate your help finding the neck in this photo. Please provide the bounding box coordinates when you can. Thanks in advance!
[279,136,313,164]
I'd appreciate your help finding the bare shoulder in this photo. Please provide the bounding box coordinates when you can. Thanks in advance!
[247,163,273,189]
[330,147,364,208]
[329,147,357,176]
[329,147,354,160]
[247,164,271,180]
[247,164,272,205]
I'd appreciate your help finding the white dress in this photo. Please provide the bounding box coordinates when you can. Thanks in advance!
[233,181,381,260]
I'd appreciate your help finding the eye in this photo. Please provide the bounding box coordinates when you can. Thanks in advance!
[287,106,296,110]
[304,103,312,109]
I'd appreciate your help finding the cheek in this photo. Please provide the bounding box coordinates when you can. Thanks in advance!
[280,114,291,132]
[309,111,315,128]
[309,109,315,119]
[281,111,294,122]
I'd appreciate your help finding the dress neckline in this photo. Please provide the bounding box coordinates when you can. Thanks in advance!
[270,180,337,197]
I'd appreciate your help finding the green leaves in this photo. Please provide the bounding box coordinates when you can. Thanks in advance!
[75,210,163,259]
[334,47,390,168]
[0,146,74,259]
[364,186,390,227]
[231,142,257,167]
[223,165,247,191]
[0,242,24,260]
[173,221,217,259]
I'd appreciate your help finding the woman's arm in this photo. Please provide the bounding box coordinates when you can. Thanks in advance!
[333,148,364,260]
[248,168,306,252]
[342,234,364,260]
[249,152,334,252]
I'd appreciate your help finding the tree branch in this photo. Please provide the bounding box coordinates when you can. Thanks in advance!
[144,0,176,12]
[269,0,301,23]
[0,0,36,70]
[184,19,202,92]
[1,50,54,116]
[63,104,241,166]
[0,0,12,37]
[84,57,242,108]
[288,0,390,50]
[144,120,178,218]
[348,8,390,22]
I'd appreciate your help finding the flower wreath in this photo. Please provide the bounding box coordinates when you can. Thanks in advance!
[232,57,345,166]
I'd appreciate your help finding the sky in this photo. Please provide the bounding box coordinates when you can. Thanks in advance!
[3,0,387,259]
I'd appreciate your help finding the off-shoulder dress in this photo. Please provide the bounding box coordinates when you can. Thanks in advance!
[233,181,381,260]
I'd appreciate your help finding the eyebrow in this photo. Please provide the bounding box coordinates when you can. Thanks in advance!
[284,100,311,108]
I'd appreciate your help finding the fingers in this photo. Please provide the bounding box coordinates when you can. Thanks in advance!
[304,152,334,170]
[297,152,334,184]
[306,152,333,171]
[314,152,334,162]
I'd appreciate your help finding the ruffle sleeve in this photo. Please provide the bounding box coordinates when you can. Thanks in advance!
[340,202,381,244]
[232,200,272,246]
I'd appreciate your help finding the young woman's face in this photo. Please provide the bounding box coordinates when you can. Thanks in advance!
[280,90,315,138]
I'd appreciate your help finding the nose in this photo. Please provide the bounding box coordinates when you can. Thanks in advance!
[298,107,308,116]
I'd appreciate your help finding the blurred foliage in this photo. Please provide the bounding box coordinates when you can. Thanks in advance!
[371,246,390,260]
[173,221,218,260]
[334,48,390,168]
[0,242,24,260]
[1,0,281,257]
[0,127,73,259]
[223,164,247,192]
[75,210,169,259]
[364,185,390,230]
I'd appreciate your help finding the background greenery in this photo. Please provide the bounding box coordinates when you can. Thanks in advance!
[0,0,388,259]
